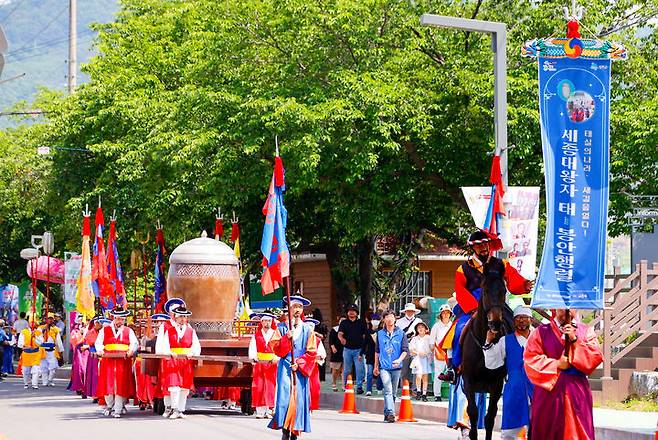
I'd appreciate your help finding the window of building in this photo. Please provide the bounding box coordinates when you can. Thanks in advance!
[393,271,431,312]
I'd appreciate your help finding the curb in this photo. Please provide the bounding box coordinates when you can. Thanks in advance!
[320,392,655,440]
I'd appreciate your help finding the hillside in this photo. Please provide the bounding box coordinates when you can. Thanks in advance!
[0,0,118,107]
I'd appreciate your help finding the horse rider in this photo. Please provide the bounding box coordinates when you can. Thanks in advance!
[440,230,533,383]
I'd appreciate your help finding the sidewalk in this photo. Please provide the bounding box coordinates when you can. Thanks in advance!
[318,382,657,440]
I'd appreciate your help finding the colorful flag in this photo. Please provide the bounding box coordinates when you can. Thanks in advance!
[91,207,114,310]
[76,214,95,318]
[482,155,506,245]
[260,156,290,295]
[153,228,168,313]
[107,219,127,308]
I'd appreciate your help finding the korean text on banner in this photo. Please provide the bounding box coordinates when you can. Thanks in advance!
[532,57,611,310]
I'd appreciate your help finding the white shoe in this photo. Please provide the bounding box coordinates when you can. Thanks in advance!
[48,382,55,387]
[32,385,39,390]
[24,384,29,389]
[102,408,112,417]
[365,391,372,396]
[169,410,181,419]
[112,412,121,419]
[178,412,187,419]
[162,408,173,418]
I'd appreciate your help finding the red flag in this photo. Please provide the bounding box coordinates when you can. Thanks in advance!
[92,207,115,309]
[215,218,224,240]
[231,222,240,242]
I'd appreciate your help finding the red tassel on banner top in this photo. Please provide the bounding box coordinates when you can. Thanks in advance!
[156,228,165,247]
[215,218,224,239]
[274,156,285,188]
[567,20,580,38]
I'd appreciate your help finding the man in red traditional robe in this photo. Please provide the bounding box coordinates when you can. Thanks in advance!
[95,307,138,418]
[248,311,279,418]
[156,305,201,419]
[523,309,603,439]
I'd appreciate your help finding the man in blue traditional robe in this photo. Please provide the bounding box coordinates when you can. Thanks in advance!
[269,295,317,440]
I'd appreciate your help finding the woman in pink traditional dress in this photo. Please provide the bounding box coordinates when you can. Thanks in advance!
[83,317,105,401]
[523,309,603,440]
[67,316,89,397]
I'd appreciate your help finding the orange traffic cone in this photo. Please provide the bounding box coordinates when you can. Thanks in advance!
[338,375,359,414]
[397,379,417,422]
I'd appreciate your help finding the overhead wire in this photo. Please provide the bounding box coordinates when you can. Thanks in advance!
[0,0,27,24]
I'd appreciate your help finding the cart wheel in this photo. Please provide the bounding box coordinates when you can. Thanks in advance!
[153,398,165,415]
[240,389,253,415]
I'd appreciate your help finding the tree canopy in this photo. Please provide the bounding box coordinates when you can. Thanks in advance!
[1,0,657,305]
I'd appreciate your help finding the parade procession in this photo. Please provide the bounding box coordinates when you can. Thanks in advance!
[1,0,658,440]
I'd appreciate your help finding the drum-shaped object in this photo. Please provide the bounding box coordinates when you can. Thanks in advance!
[167,231,240,339]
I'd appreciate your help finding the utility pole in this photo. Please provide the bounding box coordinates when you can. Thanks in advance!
[420,15,509,186]
[68,0,77,93]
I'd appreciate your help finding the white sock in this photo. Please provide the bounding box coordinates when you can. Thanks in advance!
[113,396,124,414]
[178,388,189,412]
[48,368,56,383]
[105,395,115,410]
[168,387,181,412]
[31,368,40,387]
[22,367,30,385]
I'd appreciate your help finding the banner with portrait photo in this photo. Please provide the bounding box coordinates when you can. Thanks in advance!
[462,186,540,280]
[532,56,611,310]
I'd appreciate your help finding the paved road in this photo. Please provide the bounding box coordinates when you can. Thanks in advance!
[0,377,498,440]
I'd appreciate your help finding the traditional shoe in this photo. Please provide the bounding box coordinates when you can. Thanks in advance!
[169,410,182,419]
[162,407,173,418]
[32,385,39,390]
[23,384,29,389]
[112,412,121,419]
[102,408,112,417]
[120,407,127,415]
[81,394,88,399]
[365,391,372,396]
[178,412,187,419]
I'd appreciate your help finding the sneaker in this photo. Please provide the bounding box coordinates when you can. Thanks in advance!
[415,390,422,400]
[169,410,182,419]
[356,388,364,395]
[421,394,428,402]
[385,414,396,423]
[434,396,442,402]
[365,391,372,396]
[332,385,338,392]
[112,412,121,419]
[162,407,173,418]
[32,385,39,390]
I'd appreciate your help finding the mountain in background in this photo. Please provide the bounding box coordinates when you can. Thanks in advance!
[0,0,119,108]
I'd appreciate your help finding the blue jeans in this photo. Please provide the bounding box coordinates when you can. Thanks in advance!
[380,369,401,416]
[343,348,365,390]
[365,364,374,393]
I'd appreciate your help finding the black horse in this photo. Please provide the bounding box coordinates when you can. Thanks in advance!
[460,258,512,440]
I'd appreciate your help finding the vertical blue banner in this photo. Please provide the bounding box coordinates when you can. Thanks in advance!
[532,56,610,310]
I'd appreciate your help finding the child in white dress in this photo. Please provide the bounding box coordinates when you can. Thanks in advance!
[409,321,432,401]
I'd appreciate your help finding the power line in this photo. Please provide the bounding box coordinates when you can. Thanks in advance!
[7,28,94,57]
[0,0,27,24]
[6,4,69,57]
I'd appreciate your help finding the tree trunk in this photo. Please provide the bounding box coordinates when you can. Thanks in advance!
[324,242,354,314]
[356,237,375,315]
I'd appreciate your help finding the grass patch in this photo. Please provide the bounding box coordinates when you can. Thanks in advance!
[596,394,658,412]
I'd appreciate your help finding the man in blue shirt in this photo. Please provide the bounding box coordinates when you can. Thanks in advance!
[373,310,409,423]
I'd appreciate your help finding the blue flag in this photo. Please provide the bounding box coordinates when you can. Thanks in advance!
[532,56,611,310]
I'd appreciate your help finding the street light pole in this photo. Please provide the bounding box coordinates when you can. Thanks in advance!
[420,14,508,186]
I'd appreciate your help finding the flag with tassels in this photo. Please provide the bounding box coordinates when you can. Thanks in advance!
[91,207,114,309]
[260,156,290,295]
[107,218,127,308]
[76,213,95,318]
[153,228,168,313]
[481,155,505,251]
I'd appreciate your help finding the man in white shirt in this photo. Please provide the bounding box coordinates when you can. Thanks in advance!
[395,303,423,388]
[483,306,534,440]
[429,304,452,401]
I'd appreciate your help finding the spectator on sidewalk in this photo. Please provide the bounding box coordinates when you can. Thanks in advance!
[328,315,345,392]
[374,309,408,423]
[13,312,29,361]
[395,303,423,389]
[363,313,380,396]
[311,308,328,382]
[409,322,432,401]
[429,304,453,401]
[338,304,368,394]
